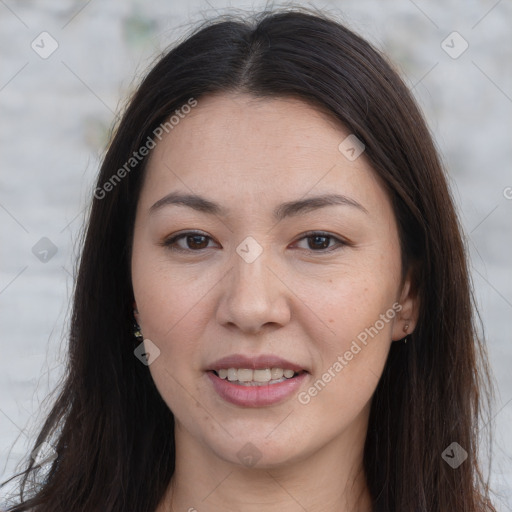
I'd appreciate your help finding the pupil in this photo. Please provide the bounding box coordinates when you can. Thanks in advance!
[310,235,329,250]
[188,235,208,249]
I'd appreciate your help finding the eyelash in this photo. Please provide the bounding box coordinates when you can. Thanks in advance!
[161,230,348,254]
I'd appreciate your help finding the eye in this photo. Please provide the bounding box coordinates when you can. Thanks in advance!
[292,231,347,252]
[161,230,347,254]
[162,231,217,252]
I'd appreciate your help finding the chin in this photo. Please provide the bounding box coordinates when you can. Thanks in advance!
[207,432,312,470]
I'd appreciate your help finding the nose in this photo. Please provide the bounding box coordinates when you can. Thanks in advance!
[216,247,291,334]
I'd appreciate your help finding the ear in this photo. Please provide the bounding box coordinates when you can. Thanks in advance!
[133,301,140,319]
[391,269,420,341]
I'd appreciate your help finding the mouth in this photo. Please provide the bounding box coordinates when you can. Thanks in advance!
[205,354,309,407]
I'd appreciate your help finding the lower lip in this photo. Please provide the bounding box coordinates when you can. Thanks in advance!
[207,371,308,407]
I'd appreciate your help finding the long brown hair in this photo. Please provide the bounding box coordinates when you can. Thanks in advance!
[2,6,496,511]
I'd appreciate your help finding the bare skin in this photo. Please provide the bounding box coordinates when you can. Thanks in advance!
[131,93,418,512]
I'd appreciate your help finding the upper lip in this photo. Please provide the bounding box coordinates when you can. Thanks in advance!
[207,354,308,373]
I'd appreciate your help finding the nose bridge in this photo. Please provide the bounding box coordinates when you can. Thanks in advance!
[217,235,291,331]
[232,237,274,302]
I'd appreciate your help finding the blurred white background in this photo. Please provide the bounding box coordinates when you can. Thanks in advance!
[1,0,511,509]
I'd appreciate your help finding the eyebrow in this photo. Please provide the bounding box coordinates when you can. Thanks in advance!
[149,191,368,220]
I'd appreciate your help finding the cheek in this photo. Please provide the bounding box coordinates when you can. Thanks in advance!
[131,244,217,342]
[307,258,399,342]
[297,284,395,428]
[301,255,400,404]
[131,251,219,410]
[134,267,210,416]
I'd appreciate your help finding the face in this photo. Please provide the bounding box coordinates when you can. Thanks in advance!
[131,93,417,469]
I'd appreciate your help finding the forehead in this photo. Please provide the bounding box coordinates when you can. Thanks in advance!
[140,93,389,218]
[149,93,349,168]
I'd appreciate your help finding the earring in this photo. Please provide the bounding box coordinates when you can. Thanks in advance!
[133,322,143,342]
[403,323,409,344]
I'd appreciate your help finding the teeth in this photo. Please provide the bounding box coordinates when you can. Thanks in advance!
[237,369,253,382]
[270,368,284,380]
[215,367,299,384]
[254,369,272,382]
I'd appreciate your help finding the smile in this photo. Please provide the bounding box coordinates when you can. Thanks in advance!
[206,369,308,407]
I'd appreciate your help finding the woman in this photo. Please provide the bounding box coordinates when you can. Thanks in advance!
[2,7,496,512]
